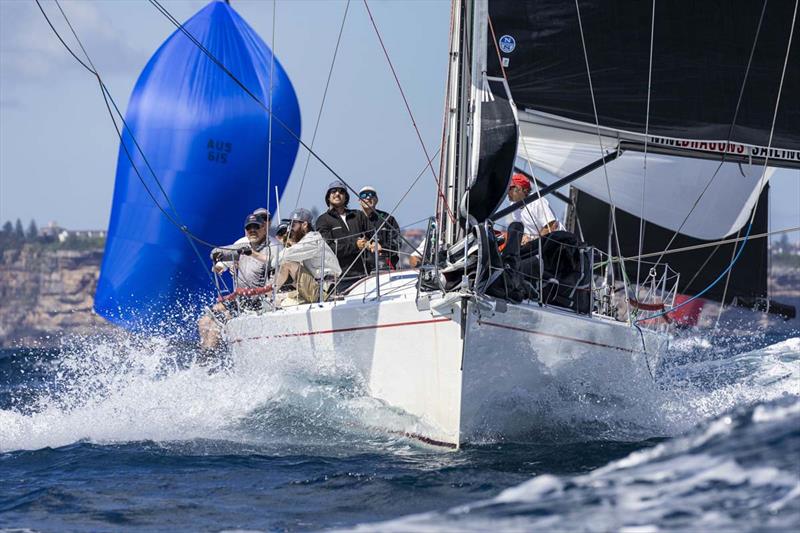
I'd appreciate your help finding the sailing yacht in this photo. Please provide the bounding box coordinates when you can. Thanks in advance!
[53,0,794,448]
[225,0,688,448]
[227,0,799,448]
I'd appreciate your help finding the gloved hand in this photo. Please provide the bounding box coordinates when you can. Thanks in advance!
[237,245,253,256]
[210,248,223,261]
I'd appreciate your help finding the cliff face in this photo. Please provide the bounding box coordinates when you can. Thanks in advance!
[0,246,113,347]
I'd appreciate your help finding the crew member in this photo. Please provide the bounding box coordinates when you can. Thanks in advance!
[198,212,278,353]
[358,185,401,270]
[273,208,342,305]
[506,173,564,244]
[315,180,372,288]
[210,212,279,286]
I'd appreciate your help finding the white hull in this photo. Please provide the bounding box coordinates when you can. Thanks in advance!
[225,271,667,448]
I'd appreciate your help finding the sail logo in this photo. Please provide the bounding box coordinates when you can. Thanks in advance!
[499,35,516,53]
[207,139,232,164]
[648,136,800,163]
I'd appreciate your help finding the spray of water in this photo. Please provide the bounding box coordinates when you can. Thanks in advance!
[1,321,797,453]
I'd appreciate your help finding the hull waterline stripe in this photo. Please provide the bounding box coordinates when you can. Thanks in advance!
[230,317,452,343]
[387,429,458,449]
[477,319,642,354]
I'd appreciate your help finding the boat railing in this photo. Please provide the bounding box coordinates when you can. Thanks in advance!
[591,249,680,331]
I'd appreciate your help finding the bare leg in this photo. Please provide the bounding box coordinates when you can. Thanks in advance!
[197,302,227,352]
[275,261,320,303]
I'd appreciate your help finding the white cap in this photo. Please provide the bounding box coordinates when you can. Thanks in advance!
[359,185,377,196]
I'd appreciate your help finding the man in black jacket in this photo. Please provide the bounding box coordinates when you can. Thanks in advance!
[315,180,372,288]
[358,185,401,270]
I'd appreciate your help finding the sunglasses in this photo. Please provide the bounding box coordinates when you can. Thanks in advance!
[329,188,347,195]
[359,192,377,199]
[245,224,263,231]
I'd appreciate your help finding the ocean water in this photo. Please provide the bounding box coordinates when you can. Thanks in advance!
[0,325,798,531]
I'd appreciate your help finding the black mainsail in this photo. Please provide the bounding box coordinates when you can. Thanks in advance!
[477,0,798,315]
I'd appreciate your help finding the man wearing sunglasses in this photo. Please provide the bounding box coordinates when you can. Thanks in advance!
[315,180,372,289]
[358,186,401,270]
[210,211,280,287]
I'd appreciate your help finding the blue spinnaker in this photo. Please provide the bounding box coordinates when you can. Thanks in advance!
[95,0,300,332]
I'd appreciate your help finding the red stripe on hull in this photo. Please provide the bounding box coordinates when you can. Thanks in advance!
[477,319,642,354]
[231,317,452,343]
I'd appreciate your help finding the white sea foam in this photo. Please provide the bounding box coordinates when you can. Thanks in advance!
[0,331,426,453]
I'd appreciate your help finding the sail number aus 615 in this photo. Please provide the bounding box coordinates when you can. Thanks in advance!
[207,139,232,163]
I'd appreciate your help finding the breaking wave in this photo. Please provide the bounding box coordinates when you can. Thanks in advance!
[357,397,800,531]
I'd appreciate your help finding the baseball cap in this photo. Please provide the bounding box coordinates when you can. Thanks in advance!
[510,173,532,191]
[252,207,270,221]
[289,208,313,224]
[359,186,377,198]
[244,214,264,228]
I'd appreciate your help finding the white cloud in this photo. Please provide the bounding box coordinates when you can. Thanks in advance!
[0,0,146,82]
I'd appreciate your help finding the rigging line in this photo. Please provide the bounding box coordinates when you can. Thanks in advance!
[652,0,769,268]
[635,0,656,295]
[488,13,554,270]
[635,0,797,326]
[267,0,276,220]
[51,0,177,222]
[363,148,443,260]
[362,0,454,223]
[294,0,351,209]
[574,0,632,322]
[681,241,724,295]
[624,226,800,260]
[40,5,242,257]
[147,0,361,203]
[44,0,222,285]
[327,148,441,296]
[715,225,745,328]
[488,15,543,236]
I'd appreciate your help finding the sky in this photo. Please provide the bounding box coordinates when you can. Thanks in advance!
[0,0,797,244]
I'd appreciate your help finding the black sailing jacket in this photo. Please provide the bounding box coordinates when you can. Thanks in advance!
[365,209,401,270]
[316,208,371,278]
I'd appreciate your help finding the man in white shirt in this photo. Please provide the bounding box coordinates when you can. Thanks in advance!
[506,173,564,244]
[273,208,342,304]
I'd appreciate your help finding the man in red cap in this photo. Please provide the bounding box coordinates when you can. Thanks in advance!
[507,172,564,244]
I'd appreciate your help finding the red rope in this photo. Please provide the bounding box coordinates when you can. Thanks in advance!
[218,286,272,302]
[362,0,455,223]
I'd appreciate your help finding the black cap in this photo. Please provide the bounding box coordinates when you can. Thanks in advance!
[276,218,291,237]
[244,214,264,228]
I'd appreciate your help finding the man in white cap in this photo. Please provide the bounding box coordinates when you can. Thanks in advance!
[358,185,401,270]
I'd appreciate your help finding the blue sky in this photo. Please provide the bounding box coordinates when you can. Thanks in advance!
[1,0,797,244]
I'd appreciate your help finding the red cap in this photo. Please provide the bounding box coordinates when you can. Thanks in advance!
[510,173,531,191]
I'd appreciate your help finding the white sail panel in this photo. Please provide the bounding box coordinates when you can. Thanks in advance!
[518,121,773,241]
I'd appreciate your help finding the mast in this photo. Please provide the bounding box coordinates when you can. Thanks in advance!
[440,0,485,245]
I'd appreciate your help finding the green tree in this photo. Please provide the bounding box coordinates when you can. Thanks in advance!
[27,219,38,240]
[14,219,25,240]
[2,221,11,235]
